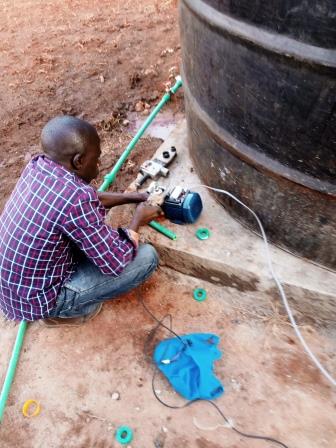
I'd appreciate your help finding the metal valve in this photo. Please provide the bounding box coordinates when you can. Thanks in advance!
[134,146,177,187]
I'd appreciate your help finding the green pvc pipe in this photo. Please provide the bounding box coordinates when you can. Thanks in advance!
[148,220,177,240]
[98,76,182,238]
[0,320,28,423]
[0,76,183,424]
[98,76,182,193]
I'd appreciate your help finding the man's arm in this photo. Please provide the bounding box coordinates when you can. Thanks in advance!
[60,193,161,276]
[97,192,148,208]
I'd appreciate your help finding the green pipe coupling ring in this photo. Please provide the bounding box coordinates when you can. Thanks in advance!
[115,426,133,445]
[193,288,207,302]
[196,228,210,240]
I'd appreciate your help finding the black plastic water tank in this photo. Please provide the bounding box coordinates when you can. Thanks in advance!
[180,0,336,269]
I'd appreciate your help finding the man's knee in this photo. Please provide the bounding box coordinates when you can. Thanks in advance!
[138,244,159,270]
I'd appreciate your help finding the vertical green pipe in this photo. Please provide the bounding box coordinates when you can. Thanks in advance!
[98,76,182,192]
[0,76,183,424]
[98,76,183,238]
[0,320,28,423]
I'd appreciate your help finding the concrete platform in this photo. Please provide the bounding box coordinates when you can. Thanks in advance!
[140,120,336,326]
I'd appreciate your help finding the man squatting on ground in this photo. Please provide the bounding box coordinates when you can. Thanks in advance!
[0,116,161,326]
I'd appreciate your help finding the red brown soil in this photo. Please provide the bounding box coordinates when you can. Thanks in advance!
[0,0,183,210]
[1,268,335,447]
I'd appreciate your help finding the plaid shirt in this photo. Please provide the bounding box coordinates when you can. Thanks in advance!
[0,155,137,321]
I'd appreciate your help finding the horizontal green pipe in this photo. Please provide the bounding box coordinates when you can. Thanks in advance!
[148,221,177,240]
[0,320,28,423]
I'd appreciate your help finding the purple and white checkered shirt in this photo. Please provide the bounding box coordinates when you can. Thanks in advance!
[0,155,137,321]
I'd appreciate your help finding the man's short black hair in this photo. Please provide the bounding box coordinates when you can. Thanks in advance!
[41,116,99,162]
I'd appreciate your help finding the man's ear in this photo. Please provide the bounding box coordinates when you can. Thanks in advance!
[72,153,83,170]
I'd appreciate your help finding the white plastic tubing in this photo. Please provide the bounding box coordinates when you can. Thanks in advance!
[195,185,336,388]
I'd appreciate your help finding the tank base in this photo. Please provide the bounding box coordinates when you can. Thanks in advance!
[186,98,336,270]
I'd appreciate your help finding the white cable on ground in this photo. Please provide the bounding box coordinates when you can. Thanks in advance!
[194,184,336,388]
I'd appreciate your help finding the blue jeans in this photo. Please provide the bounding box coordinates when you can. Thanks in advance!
[49,244,158,318]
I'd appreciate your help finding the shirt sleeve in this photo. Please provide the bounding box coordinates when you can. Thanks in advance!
[59,192,138,276]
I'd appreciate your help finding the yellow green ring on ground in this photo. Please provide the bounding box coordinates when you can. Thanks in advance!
[22,399,41,418]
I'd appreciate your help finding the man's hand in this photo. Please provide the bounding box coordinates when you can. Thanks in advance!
[129,202,162,232]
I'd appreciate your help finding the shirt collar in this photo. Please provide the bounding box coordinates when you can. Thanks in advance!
[32,154,88,187]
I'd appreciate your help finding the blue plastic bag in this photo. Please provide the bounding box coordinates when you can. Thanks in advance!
[153,333,224,400]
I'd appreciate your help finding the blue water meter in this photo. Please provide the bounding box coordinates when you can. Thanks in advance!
[162,186,203,224]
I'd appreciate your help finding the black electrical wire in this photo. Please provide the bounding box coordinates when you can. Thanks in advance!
[139,291,185,345]
[137,289,290,448]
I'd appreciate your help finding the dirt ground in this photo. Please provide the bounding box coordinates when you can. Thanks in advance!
[0,0,183,210]
[1,268,335,448]
[1,1,336,447]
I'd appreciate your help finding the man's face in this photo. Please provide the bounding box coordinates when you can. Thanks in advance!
[78,139,101,183]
